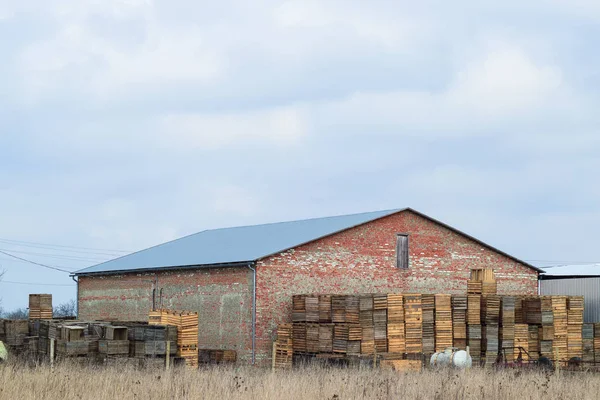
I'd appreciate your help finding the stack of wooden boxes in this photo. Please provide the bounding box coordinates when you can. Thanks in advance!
[149,309,199,367]
[29,294,53,320]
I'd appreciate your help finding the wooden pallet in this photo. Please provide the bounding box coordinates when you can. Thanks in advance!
[332,296,346,323]
[404,294,422,354]
[319,295,332,323]
[292,295,306,322]
[435,294,452,352]
[422,294,435,354]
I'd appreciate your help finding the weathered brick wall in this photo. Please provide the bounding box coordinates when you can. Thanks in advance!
[255,210,538,364]
[78,267,254,361]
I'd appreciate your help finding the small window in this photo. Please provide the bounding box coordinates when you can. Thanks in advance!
[396,234,409,269]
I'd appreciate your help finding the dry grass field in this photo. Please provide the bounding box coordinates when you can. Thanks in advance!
[2,361,600,400]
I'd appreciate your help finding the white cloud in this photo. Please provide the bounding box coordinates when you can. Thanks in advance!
[447,43,563,116]
[160,106,309,149]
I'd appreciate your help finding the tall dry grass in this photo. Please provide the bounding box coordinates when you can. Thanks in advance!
[1,360,600,400]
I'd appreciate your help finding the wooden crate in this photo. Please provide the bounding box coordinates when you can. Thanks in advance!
[318,324,334,353]
[305,296,319,322]
[292,295,306,322]
[345,296,360,324]
[332,296,346,323]
[98,340,129,355]
[29,294,53,320]
[435,294,452,352]
[467,295,481,325]
[403,294,422,354]
[422,294,435,355]
[292,323,306,353]
[319,295,332,323]
[514,324,529,361]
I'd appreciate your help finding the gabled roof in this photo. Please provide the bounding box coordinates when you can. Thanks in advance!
[74,209,402,275]
[73,207,543,276]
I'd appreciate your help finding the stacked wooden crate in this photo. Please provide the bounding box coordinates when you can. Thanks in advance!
[434,294,452,352]
[332,296,346,323]
[306,323,319,353]
[501,296,515,361]
[149,309,199,367]
[305,296,319,323]
[292,295,306,322]
[319,295,332,323]
[552,296,568,361]
[524,297,542,325]
[582,324,594,363]
[333,324,349,354]
[292,323,306,354]
[468,269,497,295]
[387,294,405,354]
[452,296,467,350]
[539,297,554,359]
[483,295,500,366]
[567,297,584,359]
[274,323,293,369]
[359,296,375,355]
[528,325,539,359]
[29,294,53,320]
[319,324,334,353]
[403,294,422,354]
[373,294,388,353]
[514,324,529,361]
[421,294,435,354]
[467,295,482,364]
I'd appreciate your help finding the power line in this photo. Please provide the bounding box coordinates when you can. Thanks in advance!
[0,250,74,273]
[0,239,127,257]
[0,248,110,263]
[0,280,75,287]
[0,237,131,254]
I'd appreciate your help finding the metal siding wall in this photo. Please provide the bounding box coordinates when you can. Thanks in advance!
[540,278,600,323]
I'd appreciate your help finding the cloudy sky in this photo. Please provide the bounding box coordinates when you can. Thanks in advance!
[1,1,599,310]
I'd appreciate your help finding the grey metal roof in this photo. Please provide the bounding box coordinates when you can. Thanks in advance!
[74,207,543,275]
[74,209,402,275]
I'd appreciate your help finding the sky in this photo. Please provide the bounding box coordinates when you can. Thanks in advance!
[0,1,599,310]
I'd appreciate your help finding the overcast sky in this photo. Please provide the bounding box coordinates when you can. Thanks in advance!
[1,1,599,310]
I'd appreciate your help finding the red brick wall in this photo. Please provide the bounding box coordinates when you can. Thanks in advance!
[78,267,253,362]
[255,210,538,364]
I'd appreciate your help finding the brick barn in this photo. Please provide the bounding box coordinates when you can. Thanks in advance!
[73,208,542,365]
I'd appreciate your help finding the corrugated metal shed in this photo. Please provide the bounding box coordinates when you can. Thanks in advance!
[74,207,542,276]
[540,264,600,323]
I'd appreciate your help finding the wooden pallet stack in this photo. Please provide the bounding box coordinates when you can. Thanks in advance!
[29,294,53,320]
[452,296,467,350]
[524,297,542,325]
[318,324,334,353]
[552,296,568,361]
[274,324,293,369]
[501,296,515,361]
[373,295,388,353]
[539,296,554,359]
[435,294,452,352]
[292,323,306,353]
[306,323,319,353]
[292,295,306,322]
[332,296,346,323]
[582,324,594,363]
[387,294,405,354]
[345,296,359,325]
[319,295,332,323]
[528,325,540,358]
[305,296,320,323]
[514,324,529,361]
[483,295,501,366]
[359,295,375,355]
[467,294,482,363]
[333,324,349,354]
[421,294,435,354]
[348,325,362,355]
[404,294,422,354]
[567,297,584,359]
[594,323,600,364]
[149,310,199,367]
[468,269,497,295]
